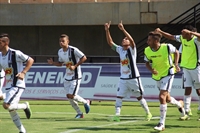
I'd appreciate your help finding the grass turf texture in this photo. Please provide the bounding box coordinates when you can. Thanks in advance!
[0,100,199,133]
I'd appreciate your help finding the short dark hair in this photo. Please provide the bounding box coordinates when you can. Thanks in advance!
[148,31,162,41]
[0,33,9,38]
[60,34,69,40]
[183,25,196,32]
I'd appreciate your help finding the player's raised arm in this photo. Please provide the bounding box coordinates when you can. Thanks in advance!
[155,28,176,41]
[118,21,135,48]
[104,21,114,47]
[182,29,200,42]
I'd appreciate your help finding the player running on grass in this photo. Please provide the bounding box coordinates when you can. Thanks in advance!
[144,31,186,131]
[0,33,34,133]
[104,21,152,122]
[47,34,90,119]
[155,25,200,121]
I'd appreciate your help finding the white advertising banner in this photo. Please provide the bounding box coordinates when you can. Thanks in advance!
[3,64,198,102]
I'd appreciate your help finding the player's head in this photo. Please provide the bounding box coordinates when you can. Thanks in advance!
[121,37,130,48]
[181,25,196,39]
[147,31,162,48]
[0,33,10,51]
[59,34,69,48]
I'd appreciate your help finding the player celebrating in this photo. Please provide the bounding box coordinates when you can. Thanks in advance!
[104,21,152,122]
[144,31,186,131]
[156,25,200,121]
[0,33,34,133]
[47,34,90,119]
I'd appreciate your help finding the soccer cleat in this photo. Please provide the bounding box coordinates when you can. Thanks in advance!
[84,100,90,114]
[145,112,152,121]
[24,102,32,119]
[75,113,84,119]
[154,123,165,131]
[180,114,190,120]
[111,115,120,122]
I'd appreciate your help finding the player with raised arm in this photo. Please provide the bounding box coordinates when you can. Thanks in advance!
[104,21,152,122]
[156,25,200,120]
[47,34,90,119]
[0,33,34,133]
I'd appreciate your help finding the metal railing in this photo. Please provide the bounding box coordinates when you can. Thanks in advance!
[136,2,200,63]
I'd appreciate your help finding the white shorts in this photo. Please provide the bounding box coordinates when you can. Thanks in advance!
[4,87,24,104]
[117,77,144,98]
[63,79,81,95]
[157,75,174,92]
[182,67,200,89]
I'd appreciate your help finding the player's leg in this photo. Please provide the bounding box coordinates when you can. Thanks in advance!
[154,76,174,131]
[182,68,193,116]
[112,79,127,122]
[130,78,152,121]
[64,80,83,118]
[3,87,28,133]
[191,66,200,120]
[71,79,90,114]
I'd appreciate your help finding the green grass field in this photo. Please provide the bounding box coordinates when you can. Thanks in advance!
[0,100,200,133]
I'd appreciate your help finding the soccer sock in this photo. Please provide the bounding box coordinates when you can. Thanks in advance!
[115,98,122,115]
[73,95,87,104]
[8,103,27,110]
[170,97,181,108]
[9,110,26,133]
[160,104,167,125]
[139,98,150,114]
[184,95,191,113]
[69,99,82,114]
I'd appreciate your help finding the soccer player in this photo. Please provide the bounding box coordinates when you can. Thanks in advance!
[104,21,152,122]
[47,34,90,119]
[144,31,186,131]
[0,33,34,133]
[155,25,200,120]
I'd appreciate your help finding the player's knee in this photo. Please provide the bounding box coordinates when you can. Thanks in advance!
[66,94,74,99]
[2,103,9,110]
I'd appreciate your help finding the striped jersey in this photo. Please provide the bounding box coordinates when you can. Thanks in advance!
[0,48,29,88]
[112,44,140,79]
[58,45,84,80]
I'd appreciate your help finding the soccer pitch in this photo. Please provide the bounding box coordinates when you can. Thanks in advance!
[0,100,199,133]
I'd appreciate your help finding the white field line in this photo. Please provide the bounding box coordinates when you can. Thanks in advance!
[59,120,138,133]
[59,116,160,133]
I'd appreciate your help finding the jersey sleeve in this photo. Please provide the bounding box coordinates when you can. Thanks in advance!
[15,50,29,63]
[179,45,182,53]
[167,44,176,54]
[174,35,181,42]
[111,43,121,54]
[144,55,150,62]
[194,37,200,46]
[74,47,85,59]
